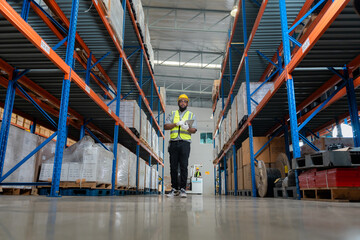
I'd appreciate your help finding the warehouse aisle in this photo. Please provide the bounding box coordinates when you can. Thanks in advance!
[0,195,359,240]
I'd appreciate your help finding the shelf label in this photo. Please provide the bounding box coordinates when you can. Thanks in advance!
[108,108,112,115]
[41,40,50,55]
[85,85,91,94]
[94,0,98,5]
[113,35,117,42]
[302,38,310,53]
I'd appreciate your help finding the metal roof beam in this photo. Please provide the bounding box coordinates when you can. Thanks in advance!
[143,6,231,14]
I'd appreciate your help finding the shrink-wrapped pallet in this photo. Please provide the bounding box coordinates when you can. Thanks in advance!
[39,136,113,184]
[128,151,137,188]
[145,164,151,189]
[138,159,146,190]
[106,100,140,133]
[237,82,273,122]
[104,143,130,188]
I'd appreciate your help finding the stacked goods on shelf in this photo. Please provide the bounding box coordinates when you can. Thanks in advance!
[314,168,360,188]
[221,171,225,195]
[106,100,141,133]
[147,121,152,146]
[143,24,155,69]
[104,143,129,188]
[131,0,145,36]
[138,159,146,190]
[236,148,244,190]
[145,164,151,189]
[300,137,354,155]
[159,87,166,105]
[0,124,52,189]
[240,137,285,190]
[227,156,234,191]
[237,82,274,125]
[211,80,220,103]
[128,151,137,188]
[151,167,158,190]
[231,95,238,134]
[100,0,124,46]
[39,136,113,184]
[140,110,147,141]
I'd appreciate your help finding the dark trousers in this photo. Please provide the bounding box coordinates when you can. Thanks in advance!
[169,140,190,190]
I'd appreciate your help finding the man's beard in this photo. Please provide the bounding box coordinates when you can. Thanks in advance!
[179,105,187,112]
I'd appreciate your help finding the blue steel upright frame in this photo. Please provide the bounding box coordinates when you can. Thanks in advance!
[50,0,79,197]
[279,0,302,199]
[242,0,257,197]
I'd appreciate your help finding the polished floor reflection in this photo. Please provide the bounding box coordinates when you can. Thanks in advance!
[0,195,360,240]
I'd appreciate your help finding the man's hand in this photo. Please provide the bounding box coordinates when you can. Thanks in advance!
[181,123,189,131]
[176,120,184,126]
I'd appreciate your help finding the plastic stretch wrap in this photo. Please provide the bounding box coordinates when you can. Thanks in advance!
[128,151,137,188]
[237,82,274,122]
[151,168,158,190]
[140,110,147,140]
[106,100,140,132]
[145,164,151,189]
[138,159,145,190]
[39,136,113,184]
[104,143,130,187]
[101,0,124,46]
[1,124,39,188]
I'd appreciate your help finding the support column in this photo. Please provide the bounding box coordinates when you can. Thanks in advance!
[242,0,257,197]
[50,0,80,197]
[0,70,17,177]
[30,119,36,134]
[279,0,301,199]
[344,67,360,147]
[136,49,144,194]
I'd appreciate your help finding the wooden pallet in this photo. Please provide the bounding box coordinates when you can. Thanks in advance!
[38,181,112,190]
[301,187,360,202]
[0,187,38,196]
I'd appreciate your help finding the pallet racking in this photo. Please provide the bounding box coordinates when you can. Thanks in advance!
[212,0,360,198]
[0,0,165,196]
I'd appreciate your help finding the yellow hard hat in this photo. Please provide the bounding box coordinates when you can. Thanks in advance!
[178,94,189,102]
[196,167,199,170]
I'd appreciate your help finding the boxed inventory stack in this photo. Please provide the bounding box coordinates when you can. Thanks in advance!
[131,0,145,34]
[240,137,285,190]
[237,82,273,124]
[100,0,124,47]
[107,100,140,134]
[39,136,113,184]
[1,124,54,189]
[128,151,137,188]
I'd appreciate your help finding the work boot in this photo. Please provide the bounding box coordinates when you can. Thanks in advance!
[180,188,187,198]
[167,188,177,197]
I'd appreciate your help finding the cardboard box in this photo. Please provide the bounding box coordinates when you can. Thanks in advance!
[227,156,234,173]
[269,137,285,163]
[237,167,244,190]
[242,137,270,166]
[243,165,252,190]
[236,148,242,168]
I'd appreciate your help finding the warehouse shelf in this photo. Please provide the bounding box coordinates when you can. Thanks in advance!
[0,0,165,196]
[213,0,359,198]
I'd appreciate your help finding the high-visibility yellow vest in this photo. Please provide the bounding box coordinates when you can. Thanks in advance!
[170,110,193,140]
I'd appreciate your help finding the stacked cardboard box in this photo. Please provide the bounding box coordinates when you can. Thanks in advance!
[211,80,220,102]
[100,0,124,46]
[239,136,285,190]
[39,137,113,184]
[237,82,273,123]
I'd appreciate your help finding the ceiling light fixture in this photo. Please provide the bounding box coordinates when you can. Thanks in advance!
[230,6,238,17]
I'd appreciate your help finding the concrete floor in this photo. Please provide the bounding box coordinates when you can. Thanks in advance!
[0,195,360,240]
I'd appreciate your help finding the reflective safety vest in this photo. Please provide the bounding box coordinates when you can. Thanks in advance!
[170,110,193,140]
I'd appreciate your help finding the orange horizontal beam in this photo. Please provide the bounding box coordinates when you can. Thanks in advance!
[213,0,268,136]
[42,0,118,94]
[0,0,70,74]
[212,0,242,113]
[92,0,165,140]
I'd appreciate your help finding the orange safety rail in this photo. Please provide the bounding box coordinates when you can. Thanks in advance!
[42,0,118,95]
[92,0,165,139]
[212,0,242,113]
[213,0,269,137]
[125,0,165,113]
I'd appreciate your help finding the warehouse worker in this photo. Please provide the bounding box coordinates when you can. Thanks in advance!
[164,94,197,198]
[194,167,201,178]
